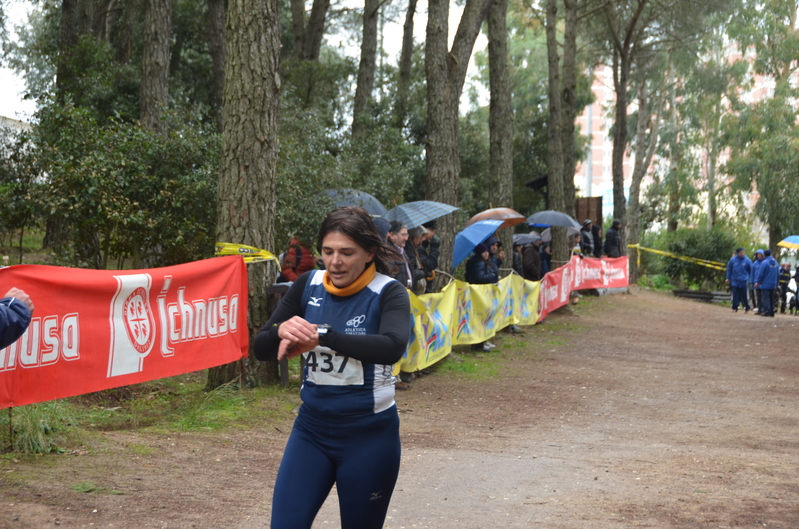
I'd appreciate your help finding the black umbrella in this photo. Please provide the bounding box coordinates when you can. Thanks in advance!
[526,210,581,229]
[322,189,388,217]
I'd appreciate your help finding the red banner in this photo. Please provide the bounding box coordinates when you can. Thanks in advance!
[538,256,628,320]
[0,256,249,409]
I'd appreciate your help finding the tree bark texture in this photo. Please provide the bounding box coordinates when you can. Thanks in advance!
[627,80,662,284]
[425,0,491,276]
[140,0,173,134]
[208,0,227,132]
[394,0,418,127]
[559,0,578,217]
[290,0,306,59]
[352,0,380,139]
[487,0,513,254]
[113,0,143,63]
[210,0,281,388]
[303,0,331,61]
[545,0,569,264]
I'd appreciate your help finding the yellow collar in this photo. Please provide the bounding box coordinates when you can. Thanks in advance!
[323,262,375,296]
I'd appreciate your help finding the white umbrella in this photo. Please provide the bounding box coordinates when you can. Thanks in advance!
[540,227,580,243]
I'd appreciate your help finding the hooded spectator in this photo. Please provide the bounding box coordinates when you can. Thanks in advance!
[522,239,542,281]
[464,243,498,351]
[418,220,440,293]
[750,249,765,311]
[603,219,622,258]
[277,238,317,283]
[725,247,752,313]
[754,249,779,317]
[591,224,603,258]
[580,219,594,257]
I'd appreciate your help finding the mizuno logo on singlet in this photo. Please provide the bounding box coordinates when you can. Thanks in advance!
[308,297,322,307]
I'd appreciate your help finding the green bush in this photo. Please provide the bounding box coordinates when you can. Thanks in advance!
[661,226,737,289]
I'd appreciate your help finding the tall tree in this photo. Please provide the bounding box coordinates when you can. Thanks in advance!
[140,0,173,134]
[487,0,513,253]
[425,0,492,273]
[208,0,281,389]
[352,0,380,138]
[208,0,226,131]
[291,0,331,61]
[393,0,418,127]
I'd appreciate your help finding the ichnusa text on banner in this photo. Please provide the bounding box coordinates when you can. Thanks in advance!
[0,256,249,409]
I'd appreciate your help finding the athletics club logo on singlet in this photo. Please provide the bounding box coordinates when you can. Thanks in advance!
[108,274,156,377]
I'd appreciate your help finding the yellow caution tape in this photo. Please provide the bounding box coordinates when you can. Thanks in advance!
[628,244,727,271]
[215,242,279,264]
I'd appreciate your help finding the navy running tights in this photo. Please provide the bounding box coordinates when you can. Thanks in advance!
[270,406,401,529]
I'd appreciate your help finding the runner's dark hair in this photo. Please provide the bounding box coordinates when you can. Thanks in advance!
[317,207,400,276]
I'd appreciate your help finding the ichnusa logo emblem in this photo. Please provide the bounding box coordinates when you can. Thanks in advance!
[347,314,366,327]
[308,297,323,307]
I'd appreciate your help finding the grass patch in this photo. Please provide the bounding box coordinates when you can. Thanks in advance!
[71,481,123,495]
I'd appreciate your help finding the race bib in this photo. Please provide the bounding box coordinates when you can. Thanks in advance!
[304,347,364,386]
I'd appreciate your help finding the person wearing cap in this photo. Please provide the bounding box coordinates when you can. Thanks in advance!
[579,219,594,257]
[603,219,623,258]
[750,249,765,312]
[725,247,752,313]
[754,249,779,316]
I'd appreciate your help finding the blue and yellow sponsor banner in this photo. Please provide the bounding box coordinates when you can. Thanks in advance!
[399,273,540,373]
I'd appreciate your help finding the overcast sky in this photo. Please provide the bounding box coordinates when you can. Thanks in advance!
[0,0,486,122]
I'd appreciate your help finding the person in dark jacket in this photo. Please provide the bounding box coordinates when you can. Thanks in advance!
[750,249,765,311]
[778,263,792,314]
[465,243,499,351]
[418,220,440,293]
[387,221,412,289]
[486,235,504,269]
[522,240,542,281]
[725,247,752,313]
[603,219,622,258]
[540,242,553,275]
[0,288,34,349]
[579,219,594,257]
[754,249,779,317]
[405,227,430,295]
[591,225,603,258]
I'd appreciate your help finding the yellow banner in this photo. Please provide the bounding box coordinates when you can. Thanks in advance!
[628,244,727,271]
[215,242,279,264]
[399,274,540,372]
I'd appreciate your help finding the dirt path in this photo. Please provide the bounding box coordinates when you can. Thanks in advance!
[3,288,799,528]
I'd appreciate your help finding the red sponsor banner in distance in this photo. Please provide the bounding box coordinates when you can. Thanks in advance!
[0,256,249,409]
[538,257,628,321]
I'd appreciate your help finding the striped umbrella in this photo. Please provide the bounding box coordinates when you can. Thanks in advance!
[384,201,459,228]
[464,207,527,229]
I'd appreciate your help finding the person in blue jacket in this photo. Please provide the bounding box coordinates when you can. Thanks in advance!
[754,249,779,317]
[0,287,34,349]
[464,243,499,351]
[726,247,752,313]
[750,249,765,312]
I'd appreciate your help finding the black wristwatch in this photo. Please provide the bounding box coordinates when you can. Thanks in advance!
[317,324,332,347]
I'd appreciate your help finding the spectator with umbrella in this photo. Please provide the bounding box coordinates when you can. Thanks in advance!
[464,243,499,352]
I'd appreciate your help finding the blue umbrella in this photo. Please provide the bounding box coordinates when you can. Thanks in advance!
[452,220,505,269]
[526,210,581,229]
[778,235,799,250]
[322,188,388,216]
[385,201,459,228]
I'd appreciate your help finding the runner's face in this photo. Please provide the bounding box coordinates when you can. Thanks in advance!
[321,232,375,288]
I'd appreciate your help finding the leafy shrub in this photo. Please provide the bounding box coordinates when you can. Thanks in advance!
[661,226,737,289]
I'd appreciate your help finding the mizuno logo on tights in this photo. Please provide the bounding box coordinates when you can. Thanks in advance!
[370,491,383,501]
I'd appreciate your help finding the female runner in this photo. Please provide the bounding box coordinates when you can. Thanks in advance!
[253,206,410,529]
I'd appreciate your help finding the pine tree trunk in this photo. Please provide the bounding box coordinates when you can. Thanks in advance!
[208,0,226,132]
[140,0,173,134]
[487,0,513,255]
[113,0,142,63]
[611,49,630,252]
[425,0,491,276]
[208,0,281,389]
[394,0,417,127]
[545,0,569,265]
[559,0,578,218]
[303,0,330,61]
[289,0,306,59]
[352,0,380,139]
